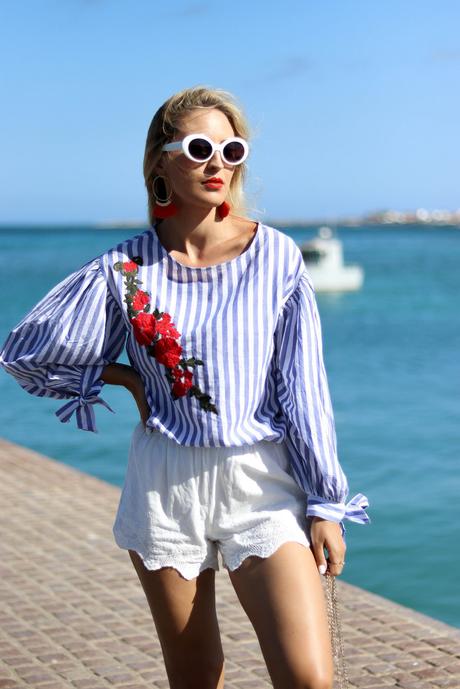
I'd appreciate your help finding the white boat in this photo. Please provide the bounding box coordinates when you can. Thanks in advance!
[300,226,364,292]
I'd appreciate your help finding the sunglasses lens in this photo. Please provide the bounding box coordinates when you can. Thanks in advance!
[223,140,246,164]
[188,138,213,161]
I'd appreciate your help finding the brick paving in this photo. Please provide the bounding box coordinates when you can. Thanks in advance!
[0,436,459,689]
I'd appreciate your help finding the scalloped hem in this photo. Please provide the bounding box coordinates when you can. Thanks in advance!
[114,536,220,580]
[223,535,311,573]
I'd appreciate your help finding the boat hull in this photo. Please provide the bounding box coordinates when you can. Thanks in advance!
[305,264,364,292]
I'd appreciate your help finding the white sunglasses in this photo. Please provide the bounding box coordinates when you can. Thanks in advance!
[162,133,249,166]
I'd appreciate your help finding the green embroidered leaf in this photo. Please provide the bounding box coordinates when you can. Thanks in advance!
[183,357,196,366]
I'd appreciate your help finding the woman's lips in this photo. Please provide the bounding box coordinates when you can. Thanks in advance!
[202,177,224,189]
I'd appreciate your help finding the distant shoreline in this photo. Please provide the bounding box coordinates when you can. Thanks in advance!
[0,221,459,230]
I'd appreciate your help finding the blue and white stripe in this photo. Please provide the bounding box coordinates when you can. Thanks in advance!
[0,223,369,527]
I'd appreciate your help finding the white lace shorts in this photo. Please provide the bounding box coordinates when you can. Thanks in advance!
[113,422,311,580]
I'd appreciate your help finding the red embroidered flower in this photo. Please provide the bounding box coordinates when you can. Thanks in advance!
[152,337,182,368]
[172,366,184,380]
[114,256,218,414]
[132,290,150,311]
[131,312,157,346]
[171,367,194,382]
[155,313,180,339]
[123,260,139,273]
[172,377,194,397]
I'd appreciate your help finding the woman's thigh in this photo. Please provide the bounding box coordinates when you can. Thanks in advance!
[228,541,333,689]
[129,551,224,689]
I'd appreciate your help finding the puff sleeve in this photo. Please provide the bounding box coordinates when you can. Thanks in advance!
[274,268,369,532]
[0,257,127,432]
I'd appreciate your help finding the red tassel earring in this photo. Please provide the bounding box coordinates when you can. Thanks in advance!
[152,176,178,219]
[217,201,231,219]
[154,201,178,219]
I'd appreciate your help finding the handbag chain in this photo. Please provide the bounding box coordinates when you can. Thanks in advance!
[325,573,349,689]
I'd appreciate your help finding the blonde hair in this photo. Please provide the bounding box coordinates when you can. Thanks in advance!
[143,86,250,226]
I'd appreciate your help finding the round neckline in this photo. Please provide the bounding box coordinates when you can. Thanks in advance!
[152,221,261,271]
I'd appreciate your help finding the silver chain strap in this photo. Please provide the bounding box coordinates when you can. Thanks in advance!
[325,573,349,689]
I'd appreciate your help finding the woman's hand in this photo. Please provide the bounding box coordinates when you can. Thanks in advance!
[310,516,346,577]
[101,363,150,426]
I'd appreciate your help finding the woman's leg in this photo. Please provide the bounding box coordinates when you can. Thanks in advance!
[129,551,224,689]
[228,541,334,689]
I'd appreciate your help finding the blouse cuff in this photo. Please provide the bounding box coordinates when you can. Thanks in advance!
[306,492,370,525]
[55,365,113,432]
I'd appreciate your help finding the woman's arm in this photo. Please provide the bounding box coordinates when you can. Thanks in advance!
[0,258,132,432]
[274,267,369,575]
[101,363,150,425]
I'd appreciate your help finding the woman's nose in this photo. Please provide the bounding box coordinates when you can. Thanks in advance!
[206,150,225,168]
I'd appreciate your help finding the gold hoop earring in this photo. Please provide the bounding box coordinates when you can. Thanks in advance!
[152,176,177,219]
[152,176,172,205]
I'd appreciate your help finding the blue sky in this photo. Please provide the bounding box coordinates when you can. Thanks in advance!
[1,0,459,224]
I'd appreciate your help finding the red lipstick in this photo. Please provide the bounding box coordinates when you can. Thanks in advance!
[203,177,224,190]
[203,177,224,185]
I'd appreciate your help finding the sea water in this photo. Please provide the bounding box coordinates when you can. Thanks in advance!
[0,224,459,627]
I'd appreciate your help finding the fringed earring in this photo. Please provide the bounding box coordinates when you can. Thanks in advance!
[152,176,178,219]
[217,201,231,219]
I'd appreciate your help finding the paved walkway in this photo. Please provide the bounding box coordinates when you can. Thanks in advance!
[0,437,459,689]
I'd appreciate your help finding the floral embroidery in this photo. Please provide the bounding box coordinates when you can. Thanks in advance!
[114,257,218,414]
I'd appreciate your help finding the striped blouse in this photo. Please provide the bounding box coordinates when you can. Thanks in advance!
[0,223,369,530]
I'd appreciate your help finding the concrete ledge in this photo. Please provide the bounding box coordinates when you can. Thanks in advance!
[0,437,459,689]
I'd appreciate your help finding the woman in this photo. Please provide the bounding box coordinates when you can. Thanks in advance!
[0,86,369,689]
